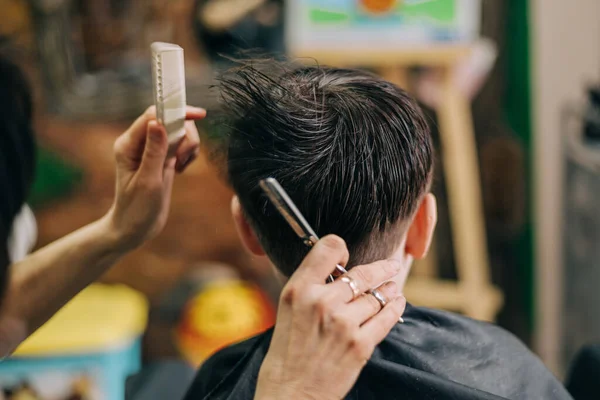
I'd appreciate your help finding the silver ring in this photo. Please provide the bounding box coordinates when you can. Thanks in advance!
[369,289,387,309]
[340,276,360,299]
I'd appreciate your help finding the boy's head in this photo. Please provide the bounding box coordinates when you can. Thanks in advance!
[219,62,436,278]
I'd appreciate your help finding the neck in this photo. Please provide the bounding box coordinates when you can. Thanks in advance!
[393,261,411,293]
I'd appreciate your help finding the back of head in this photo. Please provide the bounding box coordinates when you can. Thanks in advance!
[219,61,433,276]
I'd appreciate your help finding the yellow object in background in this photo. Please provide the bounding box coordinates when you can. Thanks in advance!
[15,284,148,356]
[176,280,275,367]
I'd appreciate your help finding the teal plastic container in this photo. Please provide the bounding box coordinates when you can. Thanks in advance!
[0,285,148,399]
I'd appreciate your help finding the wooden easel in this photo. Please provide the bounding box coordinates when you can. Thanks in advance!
[293,46,503,321]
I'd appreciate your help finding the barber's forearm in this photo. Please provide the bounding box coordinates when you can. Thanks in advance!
[0,214,130,356]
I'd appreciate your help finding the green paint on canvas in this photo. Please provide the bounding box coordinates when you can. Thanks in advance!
[308,0,456,25]
[309,9,349,23]
[401,0,456,23]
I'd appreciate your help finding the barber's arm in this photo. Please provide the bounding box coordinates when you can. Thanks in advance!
[256,236,406,400]
[0,106,205,357]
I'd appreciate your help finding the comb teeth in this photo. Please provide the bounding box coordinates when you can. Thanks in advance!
[155,54,163,102]
[152,53,164,124]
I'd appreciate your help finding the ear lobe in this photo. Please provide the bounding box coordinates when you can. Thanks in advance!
[231,196,266,256]
[405,193,437,259]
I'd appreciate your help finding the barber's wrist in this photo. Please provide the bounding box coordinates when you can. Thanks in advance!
[255,365,292,400]
[98,209,142,254]
[255,386,333,400]
[256,366,335,400]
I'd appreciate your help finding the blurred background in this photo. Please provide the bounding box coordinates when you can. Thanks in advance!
[1,0,599,398]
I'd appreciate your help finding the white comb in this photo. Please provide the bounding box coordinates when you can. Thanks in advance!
[151,42,187,149]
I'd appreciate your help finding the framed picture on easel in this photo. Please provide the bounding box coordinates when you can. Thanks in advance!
[286,0,481,53]
[284,0,503,322]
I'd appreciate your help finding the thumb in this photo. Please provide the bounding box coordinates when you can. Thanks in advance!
[139,121,168,180]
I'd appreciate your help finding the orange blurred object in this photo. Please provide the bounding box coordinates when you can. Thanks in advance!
[360,0,399,14]
[175,280,276,367]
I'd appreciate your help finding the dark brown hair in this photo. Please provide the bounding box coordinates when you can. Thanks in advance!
[218,61,433,276]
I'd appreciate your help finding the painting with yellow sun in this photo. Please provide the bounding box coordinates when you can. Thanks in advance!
[286,0,481,52]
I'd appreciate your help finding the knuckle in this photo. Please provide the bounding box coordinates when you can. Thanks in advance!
[281,285,298,306]
[113,144,121,160]
[352,267,373,287]
[330,313,353,336]
[320,235,347,252]
[381,281,398,297]
[313,297,334,320]
[348,335,373,360]
[113,136,124,155]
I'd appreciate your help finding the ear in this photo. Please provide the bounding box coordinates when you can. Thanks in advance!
[231,196,266,256]
[405,193,437,259]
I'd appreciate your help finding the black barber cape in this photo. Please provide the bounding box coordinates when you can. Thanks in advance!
[183,304,571,400]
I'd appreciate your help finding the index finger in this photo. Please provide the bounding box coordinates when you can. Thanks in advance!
[143,105,206,121]
[185,106,206,120]
[359,296,406,342]
[329,259,402,304]
[124,106,206,145]
[289,235,349,286]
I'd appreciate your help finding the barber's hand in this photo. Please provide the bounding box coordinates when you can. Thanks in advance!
[105,106,206,250]
[256,236,406,400]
